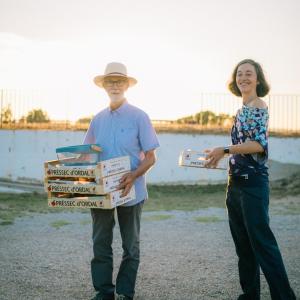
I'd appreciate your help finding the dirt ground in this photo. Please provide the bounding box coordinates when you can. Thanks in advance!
[0,199,299,300]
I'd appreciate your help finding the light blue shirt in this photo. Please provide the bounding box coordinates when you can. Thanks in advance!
[83,100,160,206]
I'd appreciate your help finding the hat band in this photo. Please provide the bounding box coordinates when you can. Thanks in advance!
[105,72,127,77]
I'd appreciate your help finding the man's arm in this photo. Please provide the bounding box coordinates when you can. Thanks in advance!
[118,149,157,197]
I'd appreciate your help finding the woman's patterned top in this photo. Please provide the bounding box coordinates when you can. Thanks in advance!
[229,105,269,176]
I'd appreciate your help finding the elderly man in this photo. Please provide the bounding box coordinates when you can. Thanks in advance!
[84,62,159,300]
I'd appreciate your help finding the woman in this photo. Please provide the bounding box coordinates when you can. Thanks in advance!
[205,59,296,300]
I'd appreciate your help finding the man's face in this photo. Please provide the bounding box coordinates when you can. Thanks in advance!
[103,76,129,98]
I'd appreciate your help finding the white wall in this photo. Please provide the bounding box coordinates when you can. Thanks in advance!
[0,130,299,184]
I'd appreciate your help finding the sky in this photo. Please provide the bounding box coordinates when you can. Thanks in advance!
[0,0,299,121]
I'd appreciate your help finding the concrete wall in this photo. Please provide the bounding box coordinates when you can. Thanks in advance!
[0,130,299,184]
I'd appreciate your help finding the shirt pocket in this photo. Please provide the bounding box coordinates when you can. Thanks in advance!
[117,126,139,149]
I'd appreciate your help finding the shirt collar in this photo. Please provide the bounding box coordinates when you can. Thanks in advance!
[109,99,129,114]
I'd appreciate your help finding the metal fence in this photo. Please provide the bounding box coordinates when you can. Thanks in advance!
[191,93,300,134]
[0,89,299,135]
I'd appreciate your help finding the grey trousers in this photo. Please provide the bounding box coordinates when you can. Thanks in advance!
[90,201,143,300]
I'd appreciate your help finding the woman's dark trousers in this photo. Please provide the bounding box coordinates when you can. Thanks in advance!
[226,176,296,300]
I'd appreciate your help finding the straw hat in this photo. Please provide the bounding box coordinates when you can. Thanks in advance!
[94,62,137,88]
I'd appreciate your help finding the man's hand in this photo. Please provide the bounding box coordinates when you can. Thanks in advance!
[204,147,225,168]
[118,172,137,197]
[117,150,156,198]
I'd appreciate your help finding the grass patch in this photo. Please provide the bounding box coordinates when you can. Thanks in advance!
[0,220,14,226]
[270,198,300,215]
[50,220,72,229]
[145,184,227,211]
[270,173,300,198]
[272,208,300,215]
[0,192,90,225]
[80,219,92,225]
[143,214,174,221]
[194,216,222,223]
[0,185,227,225]
[0,192,64,225]
[0,178,299,226]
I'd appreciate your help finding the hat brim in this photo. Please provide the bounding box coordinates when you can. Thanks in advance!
[94,73,137,88]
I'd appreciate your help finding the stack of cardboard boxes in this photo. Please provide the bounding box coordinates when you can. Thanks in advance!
[44,145,135,209]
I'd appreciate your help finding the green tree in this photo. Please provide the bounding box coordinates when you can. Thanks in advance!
[176,115,196,124]
[1,105,13,124]
[216,113,232,126]
[19,116,26,124]
[177,110,233,126]
[26,109,50,123]
[195,111,216,125]
[76,116,93,124]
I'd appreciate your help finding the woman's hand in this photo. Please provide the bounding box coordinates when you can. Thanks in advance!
[204,147,225,168]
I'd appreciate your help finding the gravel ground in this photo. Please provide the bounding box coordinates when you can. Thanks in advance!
[0,207,299,300]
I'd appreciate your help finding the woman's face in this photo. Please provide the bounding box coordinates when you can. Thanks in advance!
[236,63,258,95]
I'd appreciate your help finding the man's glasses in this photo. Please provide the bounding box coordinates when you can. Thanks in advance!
[103,79,128,87]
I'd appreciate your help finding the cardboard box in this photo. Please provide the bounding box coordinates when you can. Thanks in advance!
[109,187,136,207]
[48,186,136,209]
[45,164,96,179]
[45,172,126,195]
[99,172,125,193]
[44,156,130,180]
[179,150,228,170]
[97,156,131,178]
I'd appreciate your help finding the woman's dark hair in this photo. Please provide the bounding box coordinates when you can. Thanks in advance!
[228,59,270,97]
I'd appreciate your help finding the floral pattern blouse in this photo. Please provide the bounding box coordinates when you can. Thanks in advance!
[229,105,269,176]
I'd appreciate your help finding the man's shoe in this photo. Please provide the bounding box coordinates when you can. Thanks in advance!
[91,295,102,300]
[117,295,132,300]
[237,295,252,300]
[91,293,114,300]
